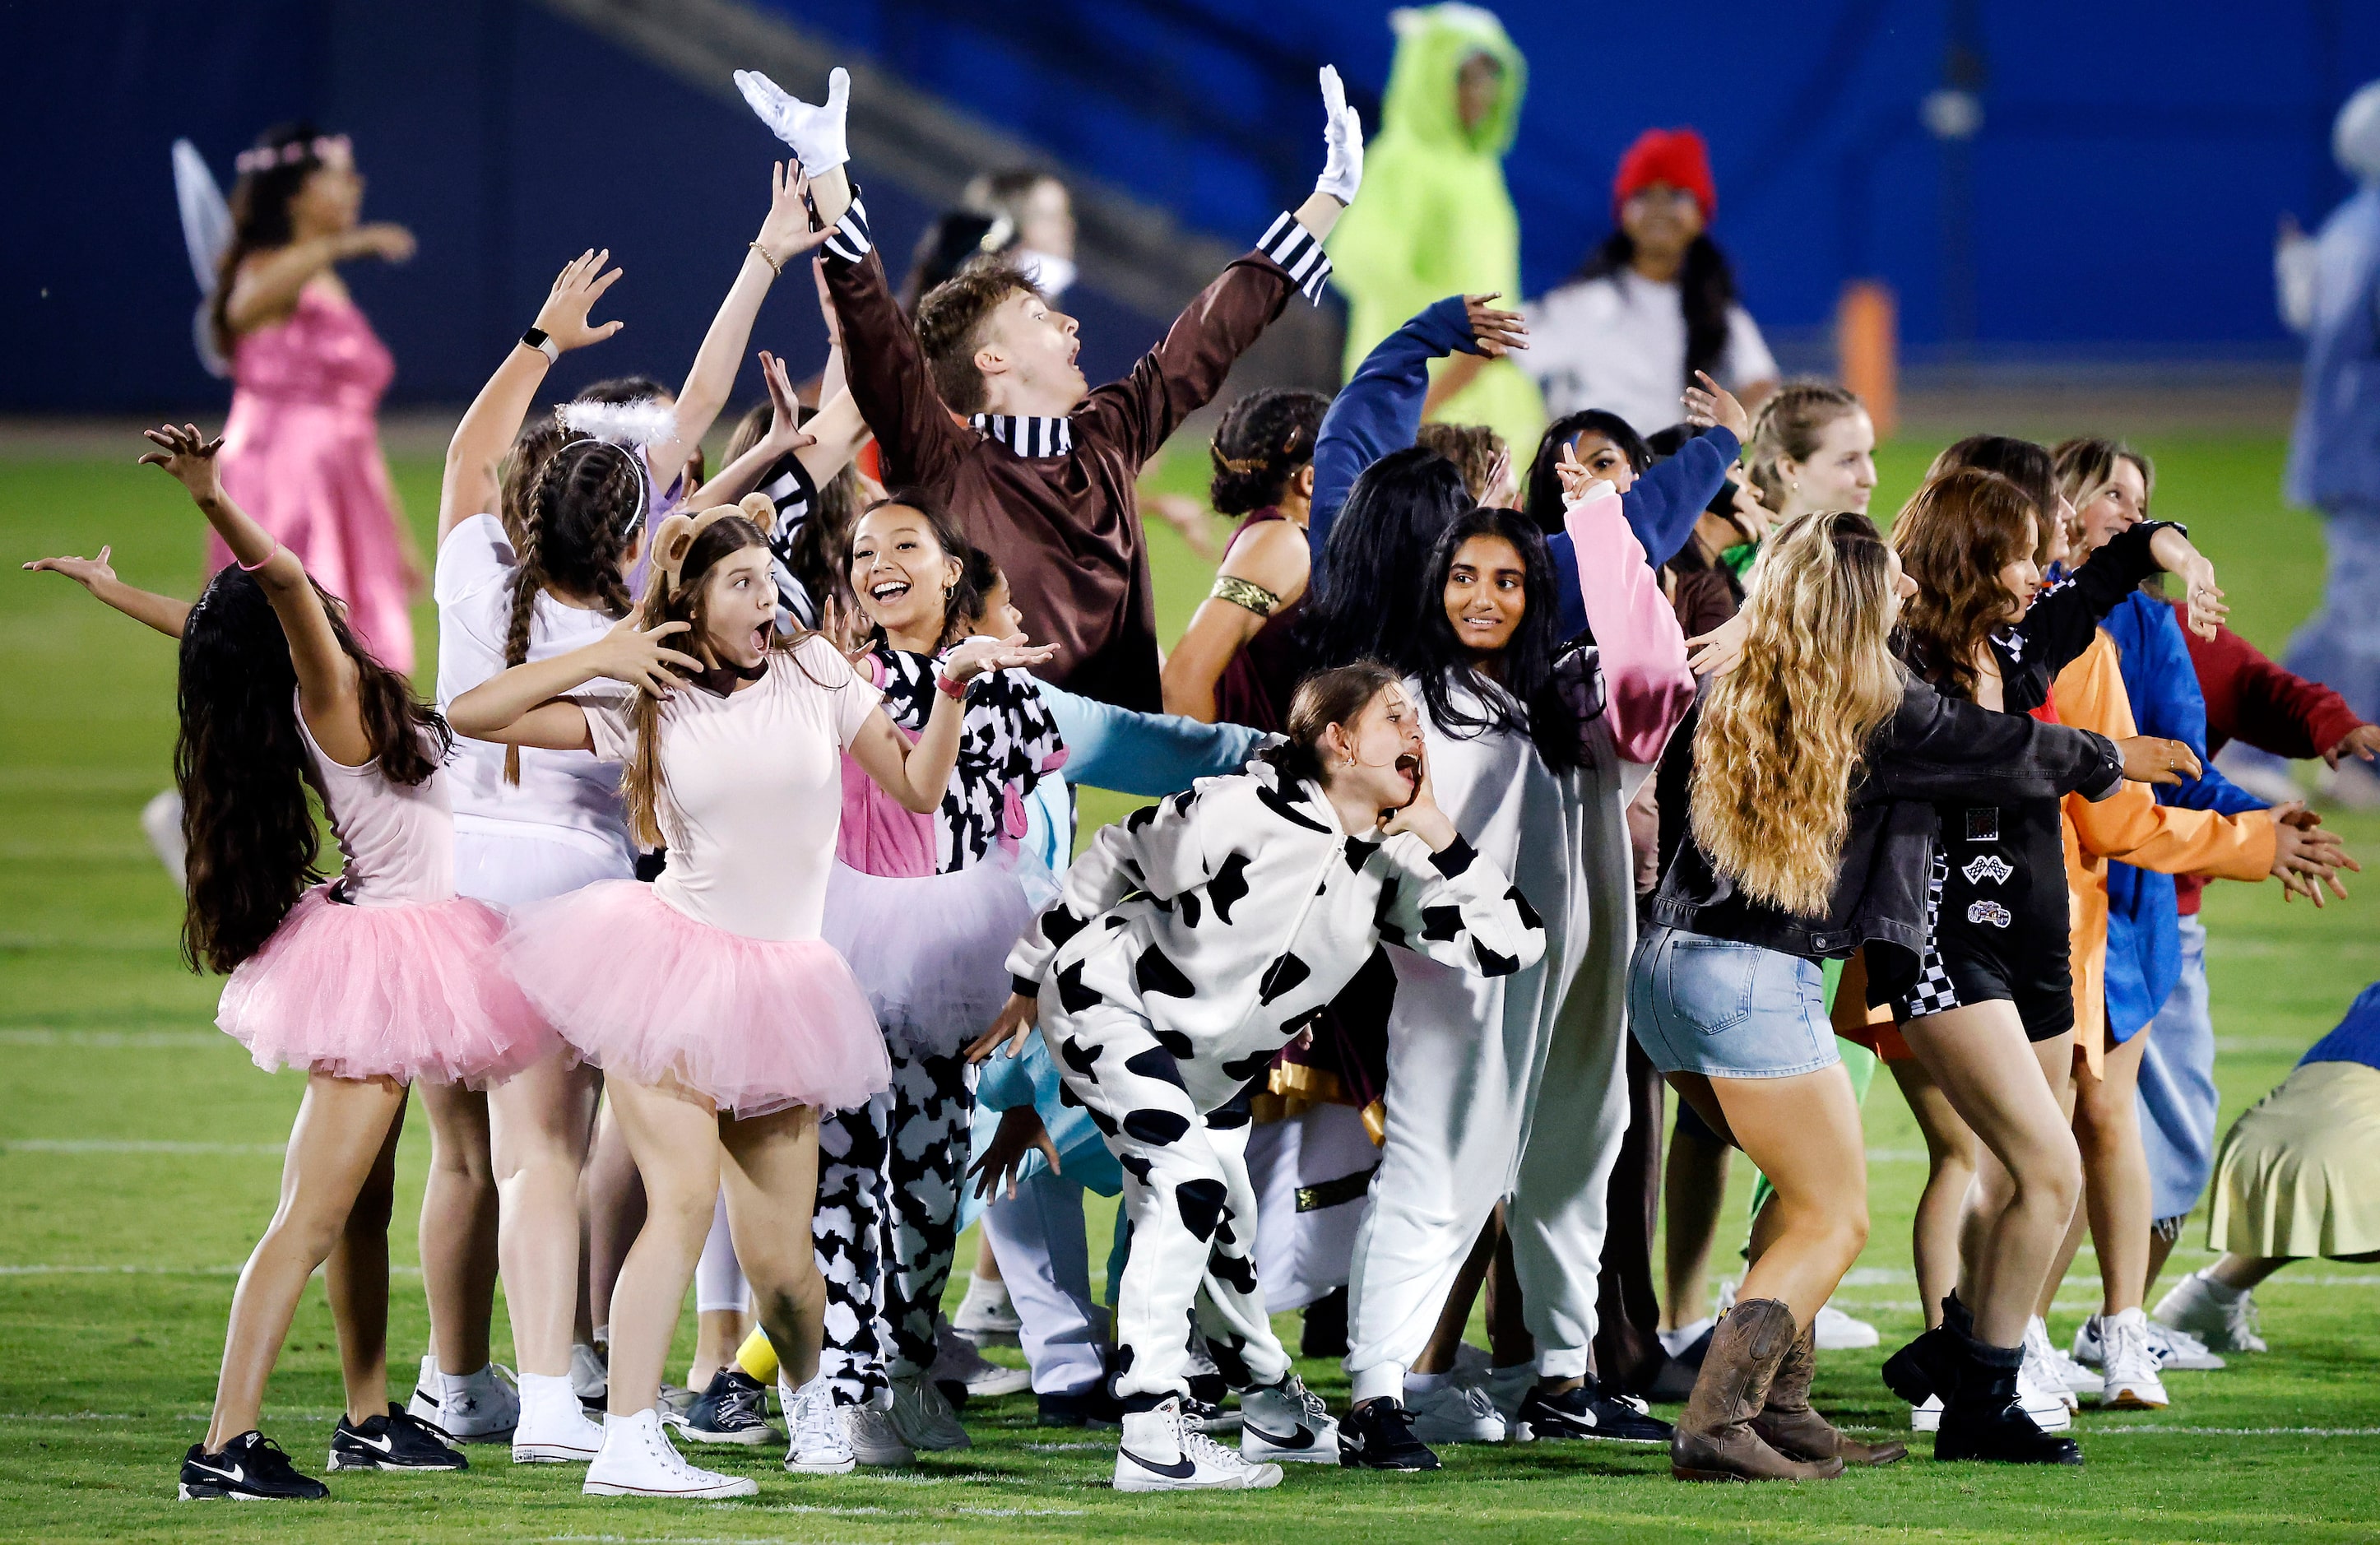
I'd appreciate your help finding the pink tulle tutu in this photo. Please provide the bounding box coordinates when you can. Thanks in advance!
[821,847,1060,1059]
[216,887,555,1087]
[501,880,889,1116]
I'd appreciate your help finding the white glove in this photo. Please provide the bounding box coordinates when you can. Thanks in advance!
[733,66,851,178]
[1315,64,1364,206]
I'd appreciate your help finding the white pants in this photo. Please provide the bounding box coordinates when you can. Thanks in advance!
[695,1192,747,1314]
[978,1170,1109,1396]
[455,828,633,910]
[1345,960,1631,1387]
[1245,1102,1378,1311]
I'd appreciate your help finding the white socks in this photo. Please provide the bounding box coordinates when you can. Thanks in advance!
[1404,1370,1450,1396]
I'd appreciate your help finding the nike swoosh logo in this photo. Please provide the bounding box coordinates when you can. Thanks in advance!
[190,1459,245,1483]
[1242,1422,1315,1450]
[1121,1447,1197,1479]
[352,1430,396,1453]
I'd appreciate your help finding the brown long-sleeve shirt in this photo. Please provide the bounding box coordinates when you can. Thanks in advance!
[822,196,1332,710]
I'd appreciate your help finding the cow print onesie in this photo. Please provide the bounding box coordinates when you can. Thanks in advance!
[1005,750,1545,1403]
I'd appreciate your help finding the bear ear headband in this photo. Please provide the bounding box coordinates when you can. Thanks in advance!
[652,493,777,600]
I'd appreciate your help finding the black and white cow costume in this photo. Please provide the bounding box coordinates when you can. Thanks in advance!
[1004,747,1546,1405]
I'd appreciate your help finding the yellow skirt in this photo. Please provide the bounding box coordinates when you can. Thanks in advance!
[2207,1060,2380,1259]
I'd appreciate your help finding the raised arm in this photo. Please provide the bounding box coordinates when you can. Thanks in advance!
[684,349,851,508]
[140,425,366,763]
[22,547,192,638]
[220,222,413,336]
[2021,519,2222,678]
[438,249,625,545]
[1037,681,1262,795]
[449,614,700,751]
[1559,466,1695,764]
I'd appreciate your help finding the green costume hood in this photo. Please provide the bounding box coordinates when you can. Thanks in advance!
[1326,4,1543,455]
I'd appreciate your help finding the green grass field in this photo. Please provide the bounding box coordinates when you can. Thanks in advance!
[2,429,2375,1541]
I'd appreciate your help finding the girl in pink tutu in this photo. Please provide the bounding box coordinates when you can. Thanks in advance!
[780,499,1066,1468]
[451,499,1054,1499]
[29,423,547,1501]
[209,123,422,672]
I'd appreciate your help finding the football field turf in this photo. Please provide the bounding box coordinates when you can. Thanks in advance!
[2,429,2375,1540]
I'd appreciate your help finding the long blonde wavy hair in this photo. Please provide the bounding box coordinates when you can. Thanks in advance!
[1689,510,1904,917]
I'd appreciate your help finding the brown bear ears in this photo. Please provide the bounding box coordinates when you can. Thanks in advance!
[654,496,772,597]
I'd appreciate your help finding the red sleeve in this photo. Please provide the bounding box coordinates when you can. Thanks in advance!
[2177,604,2364,760]
[819,192,969,494]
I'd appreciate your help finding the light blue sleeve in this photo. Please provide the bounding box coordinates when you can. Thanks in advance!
[1035,680,1263,797]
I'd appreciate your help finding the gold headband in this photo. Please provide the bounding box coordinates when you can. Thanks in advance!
[652,493,775,600]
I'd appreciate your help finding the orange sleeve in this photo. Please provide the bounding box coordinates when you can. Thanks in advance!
[2053,633,2276,883]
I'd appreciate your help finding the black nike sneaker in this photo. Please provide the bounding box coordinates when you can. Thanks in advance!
[328,1405,469,1472]
[179,1431,330,1500]
[1336,1397,1441,1471]
[681,1366,779,1445]
[1512,1376,1672,1445]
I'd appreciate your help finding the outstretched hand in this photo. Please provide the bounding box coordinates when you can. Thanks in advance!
[137,423,225,504]
[592,615,703,697]
[2115,735,2201,786]
[531,248,625,353]
[1686,610,1750,677]
[23,546,118,592]
[969,1105,1061,1202]
[756,161,834,268]
[1461,294,1529,359]
[2324,722,2380,770]
[1682,370,1751,441]
[734,67,851,177]
[1315,64,1364,206]
[967,991,1040,1063]
[944,631,1059,683]
[754,350,816,460]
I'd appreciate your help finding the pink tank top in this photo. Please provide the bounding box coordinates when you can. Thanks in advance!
[295,696,456,907]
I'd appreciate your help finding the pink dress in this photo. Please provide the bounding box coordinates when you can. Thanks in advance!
[215,703,551,1086]
[500,638,893,1116]
[215,283,413,673]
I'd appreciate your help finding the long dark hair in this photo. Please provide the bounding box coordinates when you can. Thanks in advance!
[1522,409,1651,535]
[499,438,645,782]
[1891,466,2042,702]
[1301,446,1473,672]
[208,121,336,356]
[850,489,985,652]
[177,566,452,973]
[1408,505,1584,772]
[1576,230,1740,390]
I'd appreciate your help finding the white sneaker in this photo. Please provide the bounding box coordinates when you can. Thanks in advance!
[1239,1375,1338,1463]
[1447,1341,1494,1385]
[141,789,186,886]
[843,1399,916,1466]
[1657,1316,1715,1360]
[1814,1303,1880,1351]
[2099,1308,2171,1409]
[2071,1313,2107,1369]
[2021,1318,2083,1412]
[1911,1377,2070,1432]
[582,1408,757,1498]
[782,1376,855,1475]
[886,1373,971,1452]
[513,1376,605,1464]
[932,1317,1031,1398]
[2035,1321,2100,1399]
[1403,1379,1505,1445]
[2146,1317,2226,1371]
[2155,1267,2268,1353]
[1113,1398,1283,1492]
[952,1274,1022,1347]
[570,1343,608,1408]
[1483,1362,1534,1424]
[1909,1394,1944,1431]
[406,1359,519,1442]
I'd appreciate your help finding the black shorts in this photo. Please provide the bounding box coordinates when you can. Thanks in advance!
[1892,852,2075,1042]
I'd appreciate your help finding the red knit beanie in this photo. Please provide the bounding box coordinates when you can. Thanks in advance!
[1612,128,1716,221]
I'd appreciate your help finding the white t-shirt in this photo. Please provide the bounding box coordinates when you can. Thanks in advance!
[1524,270,1778,437]
[434,514,635,863]
[582,636,882,942]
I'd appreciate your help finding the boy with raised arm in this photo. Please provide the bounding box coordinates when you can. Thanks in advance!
[735,65,1364,711]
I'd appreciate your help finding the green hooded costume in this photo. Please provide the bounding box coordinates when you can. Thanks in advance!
[1326,3,1543,457]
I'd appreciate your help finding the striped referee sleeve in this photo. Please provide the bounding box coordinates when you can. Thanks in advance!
[823,188,874,265]
[1258,211,1334,304]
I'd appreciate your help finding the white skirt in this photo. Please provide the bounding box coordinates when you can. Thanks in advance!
[456,828,636,911]
[822,845,1060,1059]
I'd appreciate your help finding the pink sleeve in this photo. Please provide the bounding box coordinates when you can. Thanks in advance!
[1563,487,1696,766]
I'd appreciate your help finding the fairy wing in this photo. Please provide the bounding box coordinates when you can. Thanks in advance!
[171,138,233,377]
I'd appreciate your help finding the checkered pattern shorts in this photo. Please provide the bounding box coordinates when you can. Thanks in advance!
[1896,852,1964,1020]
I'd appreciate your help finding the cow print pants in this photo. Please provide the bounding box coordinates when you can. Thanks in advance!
[813,1046,974,1405]
[1042,1000,1292,1402]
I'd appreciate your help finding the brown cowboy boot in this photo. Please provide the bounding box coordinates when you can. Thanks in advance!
[1670,1299,1845,1482]
[1753,1323,1908,1467]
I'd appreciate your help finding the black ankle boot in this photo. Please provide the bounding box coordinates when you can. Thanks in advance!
[1879,1292,1971,1407]
[1932,1334,2081,1466]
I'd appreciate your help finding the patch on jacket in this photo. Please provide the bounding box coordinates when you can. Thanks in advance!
[1961,855,2014,886]
[1965,899,2013,928]
[1964,807,2001,843]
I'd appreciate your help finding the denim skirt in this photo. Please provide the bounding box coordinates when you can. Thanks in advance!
[1628,924,1840,1079]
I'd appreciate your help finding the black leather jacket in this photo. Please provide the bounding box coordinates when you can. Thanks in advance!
[1649,675,2125,1001]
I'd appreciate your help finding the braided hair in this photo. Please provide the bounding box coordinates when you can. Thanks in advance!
[1208,388,1329,516]
[499,436,645,782]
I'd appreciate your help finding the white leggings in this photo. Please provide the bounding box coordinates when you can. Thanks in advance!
[695,1193,748,1315]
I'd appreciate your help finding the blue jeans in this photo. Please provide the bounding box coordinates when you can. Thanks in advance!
[1628,926,1840,1079]
[2136,915,2218,1223]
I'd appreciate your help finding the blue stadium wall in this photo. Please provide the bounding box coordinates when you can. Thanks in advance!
[10,1,2378,411]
